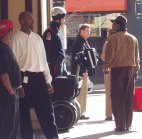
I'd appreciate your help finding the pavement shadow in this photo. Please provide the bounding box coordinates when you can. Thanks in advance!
[88,90,105,94]
[75,120,107,126]
[71,130,136,139]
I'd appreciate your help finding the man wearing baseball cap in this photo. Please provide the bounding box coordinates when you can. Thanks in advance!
[102,15,140,131]
[110,15,127,29]
[0,19,24,139]
[0,19,13,36]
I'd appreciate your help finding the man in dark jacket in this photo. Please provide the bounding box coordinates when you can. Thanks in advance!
[71,24,91,119]
[0,19,24,139]
[43,7,66,78]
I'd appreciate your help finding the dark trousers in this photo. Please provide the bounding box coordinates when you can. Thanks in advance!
[49,58,64,78]
[20,72,58,139]
[0,92,19,139]
[111,66,134,129]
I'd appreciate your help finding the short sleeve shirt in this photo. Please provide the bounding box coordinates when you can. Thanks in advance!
[0,41,21,91]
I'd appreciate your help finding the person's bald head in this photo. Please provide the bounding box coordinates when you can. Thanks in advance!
[18,11,34,30]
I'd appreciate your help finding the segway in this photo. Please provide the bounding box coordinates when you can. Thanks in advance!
[52,48,97,132]
[52,73,82,132]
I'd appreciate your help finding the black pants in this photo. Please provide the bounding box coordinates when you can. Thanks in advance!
[0,92,19,139]
[49,58,64,78]
[20,72,58,139]
[111,66,134,129]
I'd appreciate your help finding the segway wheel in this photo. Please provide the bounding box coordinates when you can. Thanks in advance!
[53,101,77,132]
[73,100,81,123]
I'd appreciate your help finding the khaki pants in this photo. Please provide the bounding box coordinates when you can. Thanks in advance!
[76,76,89,115]
[104,72,112,117]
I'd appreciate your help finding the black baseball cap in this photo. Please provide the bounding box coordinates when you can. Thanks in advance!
[110,15,127,26]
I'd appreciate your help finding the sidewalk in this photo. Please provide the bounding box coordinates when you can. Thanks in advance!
[58,85,142,139]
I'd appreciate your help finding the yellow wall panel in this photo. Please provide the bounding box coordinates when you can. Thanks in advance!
[32,0,38,33]
[8,0,25,30]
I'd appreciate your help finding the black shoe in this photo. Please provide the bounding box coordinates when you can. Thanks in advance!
[115,128,125,132]
[126,127,131,131]
[105,117,112,121]
[80,115,90,120]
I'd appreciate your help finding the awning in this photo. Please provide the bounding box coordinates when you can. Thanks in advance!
[65,0,127,13]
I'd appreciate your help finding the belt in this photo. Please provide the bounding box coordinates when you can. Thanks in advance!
[21,71,43,76]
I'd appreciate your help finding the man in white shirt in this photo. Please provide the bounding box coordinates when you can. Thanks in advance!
[11,11,59,139]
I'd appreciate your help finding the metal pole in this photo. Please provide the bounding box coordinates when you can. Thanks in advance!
[47,0,53,27]
[0,1,1,19]
[53,0,65,7]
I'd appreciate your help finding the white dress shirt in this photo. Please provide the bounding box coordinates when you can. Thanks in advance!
[11,30,52,84]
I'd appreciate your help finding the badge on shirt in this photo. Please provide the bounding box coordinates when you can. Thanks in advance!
[23,76,28,84]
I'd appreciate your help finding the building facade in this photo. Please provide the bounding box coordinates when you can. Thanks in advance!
[0,0,141,64]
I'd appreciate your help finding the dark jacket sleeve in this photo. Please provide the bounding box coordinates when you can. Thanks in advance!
[71,36,87,76]
[43,28,65,64]
[42,28,52,63]
[55,32,65,60]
